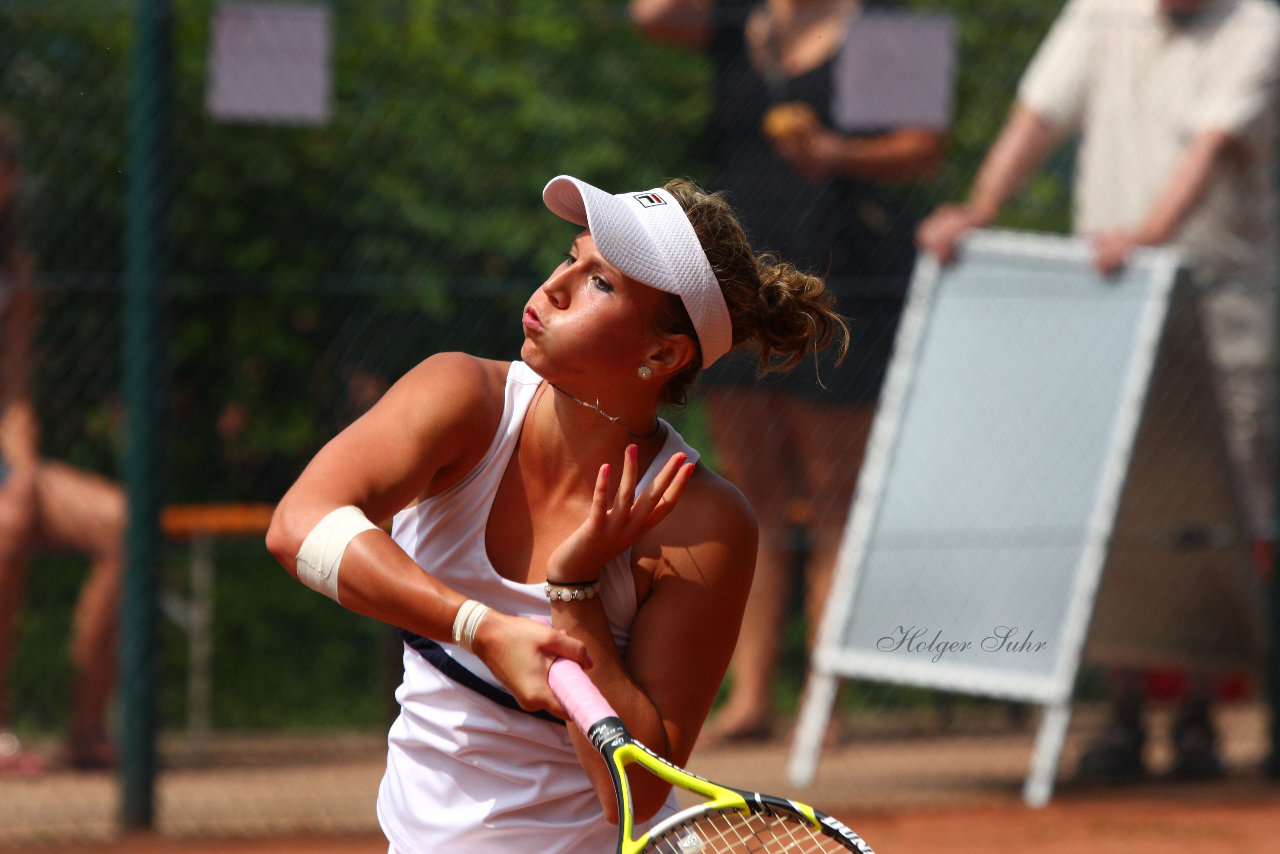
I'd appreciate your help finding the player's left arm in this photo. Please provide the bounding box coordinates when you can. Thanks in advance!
[555,466,757,823]
[629,472,758,758]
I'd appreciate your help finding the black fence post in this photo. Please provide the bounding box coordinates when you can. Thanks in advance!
[120,0,172,829]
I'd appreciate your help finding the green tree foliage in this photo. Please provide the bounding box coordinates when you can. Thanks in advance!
[0,0,1070,501]
[1,0,713,500]
[1,0,1079,732]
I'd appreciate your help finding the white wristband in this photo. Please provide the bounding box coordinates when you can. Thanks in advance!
[451,599,489,653]
[295,505,377,603]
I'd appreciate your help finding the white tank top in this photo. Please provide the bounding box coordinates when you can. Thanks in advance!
[377,360,696,854]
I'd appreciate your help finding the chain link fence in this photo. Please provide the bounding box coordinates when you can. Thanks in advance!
[0,0,1274,846]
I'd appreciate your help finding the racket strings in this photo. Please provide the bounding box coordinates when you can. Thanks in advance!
[645,806,853,853]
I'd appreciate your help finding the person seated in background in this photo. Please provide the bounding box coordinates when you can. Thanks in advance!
[0,116,126,774]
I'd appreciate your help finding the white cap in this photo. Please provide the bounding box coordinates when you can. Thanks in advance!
[542,175,733,367]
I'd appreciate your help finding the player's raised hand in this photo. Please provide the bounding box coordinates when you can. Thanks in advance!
[546,445,694,584]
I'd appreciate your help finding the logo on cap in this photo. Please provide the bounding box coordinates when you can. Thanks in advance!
[633,192,666,208]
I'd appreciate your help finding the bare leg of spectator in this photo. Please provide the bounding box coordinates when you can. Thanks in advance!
[701,392,874,745]
[0,475,42,775]
[699,388,797,743]
[36,461,125,768]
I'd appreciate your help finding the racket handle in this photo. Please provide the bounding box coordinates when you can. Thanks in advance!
[548,658,618,731]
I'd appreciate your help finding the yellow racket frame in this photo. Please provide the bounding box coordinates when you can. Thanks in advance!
[604,737,826,854]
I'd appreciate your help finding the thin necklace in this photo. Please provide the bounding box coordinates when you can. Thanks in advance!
[548,382,662,439]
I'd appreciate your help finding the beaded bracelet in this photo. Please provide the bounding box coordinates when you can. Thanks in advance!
[543,579,601,602]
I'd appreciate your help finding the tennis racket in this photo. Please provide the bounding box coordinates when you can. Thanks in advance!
[548,658,874,854]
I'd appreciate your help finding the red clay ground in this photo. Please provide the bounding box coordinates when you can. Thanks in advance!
[7,703,1279,853]
[25,794,1280,854]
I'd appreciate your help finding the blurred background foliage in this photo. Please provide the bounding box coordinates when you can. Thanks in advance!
[0,0,1069,505]
[1,0,1070,732]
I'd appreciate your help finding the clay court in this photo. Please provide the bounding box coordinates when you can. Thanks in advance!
[5,700,1278,853]
[21,797,1280,854]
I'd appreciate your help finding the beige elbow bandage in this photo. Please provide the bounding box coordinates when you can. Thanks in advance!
[295,505,378,603]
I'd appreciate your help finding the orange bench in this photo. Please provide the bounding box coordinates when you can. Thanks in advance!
[161,503,276,541]
[159,503,275,756]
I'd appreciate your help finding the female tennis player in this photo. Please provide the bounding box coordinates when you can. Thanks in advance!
[266,175,847,854]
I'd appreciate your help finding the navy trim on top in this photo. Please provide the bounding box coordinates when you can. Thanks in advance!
[399,629,565,726]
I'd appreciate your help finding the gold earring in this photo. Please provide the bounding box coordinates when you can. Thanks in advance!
[638,365,654,379]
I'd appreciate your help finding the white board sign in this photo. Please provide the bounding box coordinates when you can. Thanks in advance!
[787,230,1192,806]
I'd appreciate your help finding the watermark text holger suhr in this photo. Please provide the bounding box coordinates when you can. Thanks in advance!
[877,625,1047,663]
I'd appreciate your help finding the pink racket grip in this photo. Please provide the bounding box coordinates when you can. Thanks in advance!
[548,658,619,731]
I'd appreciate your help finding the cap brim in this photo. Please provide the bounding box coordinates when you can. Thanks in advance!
[542,175,733,366]
[543,175,601,230]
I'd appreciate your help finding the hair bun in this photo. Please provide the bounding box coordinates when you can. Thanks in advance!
[654,179,849,404]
